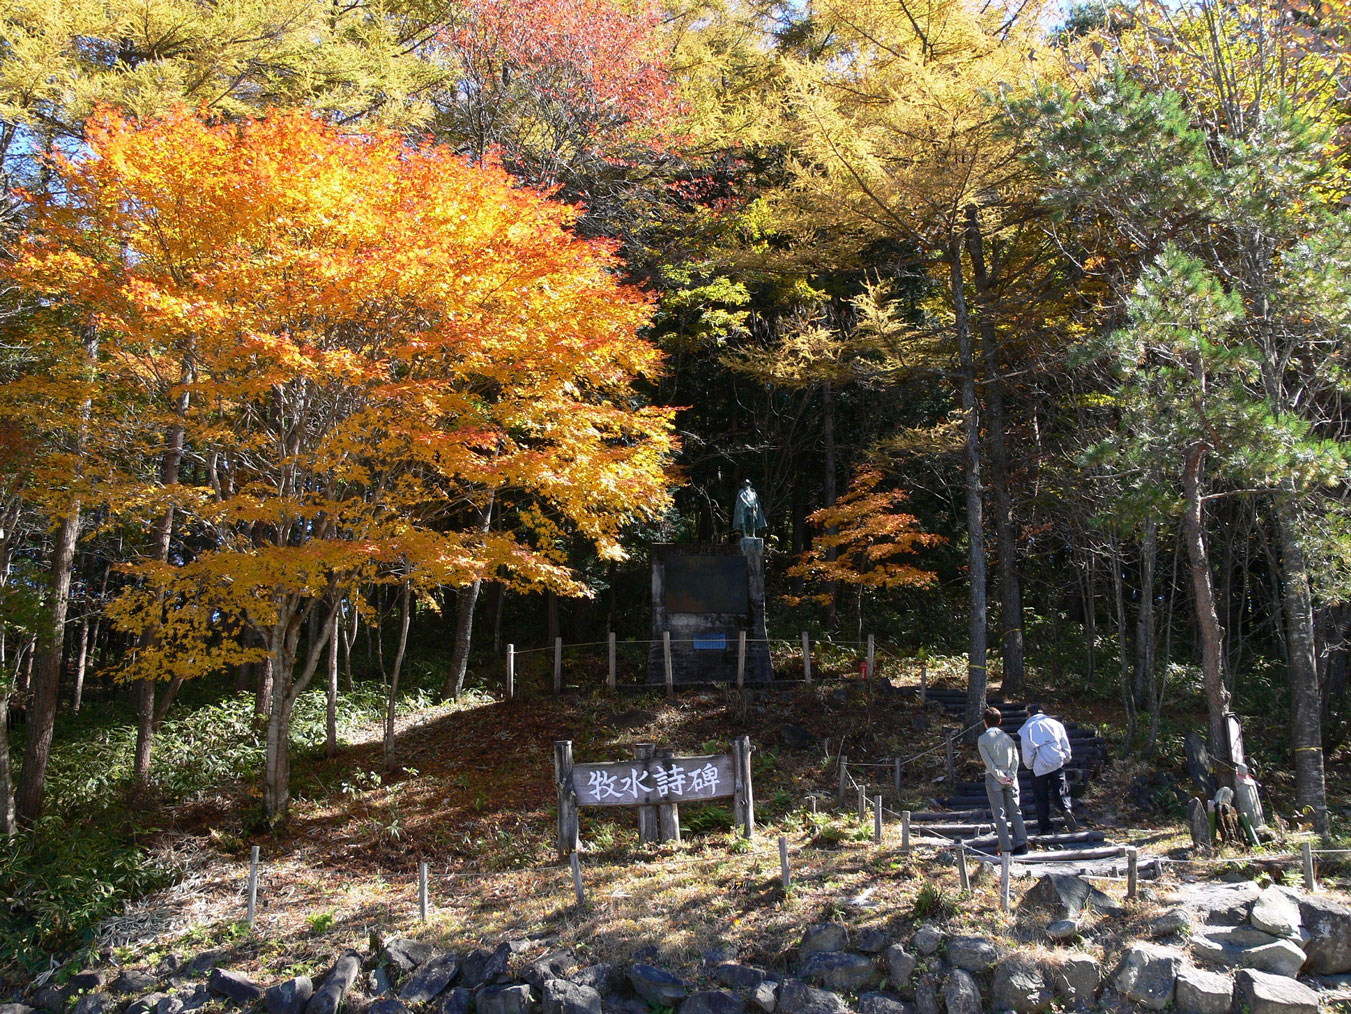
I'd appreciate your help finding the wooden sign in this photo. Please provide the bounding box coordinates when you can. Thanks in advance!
[572,753,735,806]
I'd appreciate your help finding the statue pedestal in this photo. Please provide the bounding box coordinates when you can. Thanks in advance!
[647,540,772,684]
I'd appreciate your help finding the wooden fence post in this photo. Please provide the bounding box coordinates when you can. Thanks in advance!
[737,631,746,689]
[920,661,928,706]
[866,634,875,680]
[506,644,515,701]
[1302,842,1316,891]
[607,632,616,692]
[1126,848,1138,899]
[553,637,562,695]
[873,795,882,843]
[554,740,579,859]
[418,861,429,922]
[636,743,657,844]
[663,631,673,695]
[571,851,586,907]
[837,755,849,809]
[656,747,681,842]
[857,785,866,822]
[779,835,791,890]
[246,845,259,928]
[902,810,911,853]
[734,734,755,838]
[801,631,812,682]
[945,730,956,783]
[1000,853,1011,913]
[957,847,969,891]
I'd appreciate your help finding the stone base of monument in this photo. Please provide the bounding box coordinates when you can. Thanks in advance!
[647,540,772,684]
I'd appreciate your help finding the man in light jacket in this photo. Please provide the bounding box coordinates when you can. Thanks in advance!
[1019,704,1079,836]
[977,707,1028,856]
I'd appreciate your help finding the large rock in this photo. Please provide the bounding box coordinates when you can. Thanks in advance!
[1045,920,1077,943]
[114,972,159,995]
[857,993,910,1014]
[798,925,849,960]
[912,978,937,1014]
[307,954,361,1014]
[1233,969,1320,1014]
[1019,875,1122,922]
[910,927,941,957]
[462,946,513,990]
[627,966,687,1008]
[749,982,776,1014]
[1251,888,1303,940]
[400,954,460,1004]
[990,956,1051,1014]
[68,973,107,994]
[524,954,577,991]
[367,1001,409,1014]
[570,966,617,996]
[177,985,211,1013]
[854,930,889,955]
[1051,955,1100,1007]
[209,970,265,1006]
[1181,881,1261,926]
[440,988,472,1014]
[0,1005,35,1014]
[266,977,313,1014]
[72,995,113,1014]
[945,937,996,974]
[678,991,744,1014]
[1174,966,1232,1014]
[882,946,915,997]
[774,981,845,1014]
[1111,943,1182,1011]
[126,999,166,1014]
[1297,893,1351,974]
[383,940,437,978]
[799,952,876,992]
[476,985,535,1014]
[1149,909,1191,939]
[939,971,980,1014]
[1235,940,1307,978]
[710,965,766,992]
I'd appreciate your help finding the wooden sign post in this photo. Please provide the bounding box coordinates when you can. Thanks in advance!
[555,737,754,857]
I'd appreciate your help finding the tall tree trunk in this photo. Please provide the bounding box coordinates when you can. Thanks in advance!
[1273,502,1330,842]
[949,243,988,736]
[326,607,339,758]
[0,682,14,836]
[72,617,90,712]
[446,497,496,698]
[1181,445,1232,759]
[256,653,273,720]
[964,205,1024,697]
[1110,536,1137,743]
[1137,521,1159,738]
[15,507,80,825]
[822,381,838,633]
[383,581,412,769]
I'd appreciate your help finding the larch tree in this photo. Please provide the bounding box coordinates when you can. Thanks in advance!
[2,107,675,823]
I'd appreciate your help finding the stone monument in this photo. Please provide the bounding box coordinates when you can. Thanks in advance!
[647,482,772,684]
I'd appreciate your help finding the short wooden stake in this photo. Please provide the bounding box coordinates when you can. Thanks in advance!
[734,734,755,838]
[902,810,911,853]
[801,631,812,682]
[554,740,579,858]
[418,861,429,921]
[837,755,849,809]
[656,746,681,843]
[663,631,673,695]
[506,643,515,700]
[779,835,791,890]
[873,794,883,843]
[957,847,970,891]
[920,662,928,706]
[571,851,586,907]
[945,730,956,783]
[553,636,562,694]
[857,785,866,822]
[1126,847,1138,899]
[810,795,818,814]
[1000,852,1011,913]
[893,757,902,797]
[607,632,616,692]
[1302,841,1316,891]
[737,630,746,689]
[866,634,875,679]
[636,743,658,843]
[246,845,260,927]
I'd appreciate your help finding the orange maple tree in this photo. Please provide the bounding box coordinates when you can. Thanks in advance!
[787,468,941,623]
[3,107,676,821]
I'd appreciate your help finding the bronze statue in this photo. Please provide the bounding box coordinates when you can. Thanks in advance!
[732,479,766,536]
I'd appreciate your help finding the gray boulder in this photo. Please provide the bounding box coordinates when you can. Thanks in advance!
[308,954,362,1014]
[0,1005,35,1014]
[32,987,62,1013]
[1051,955,1100,1007]
[1149,909,1190,939]
[370,969,394,999]
[400,955,460,1005]
[1235,940,1306,978]
[439,988,472,1014]
[1250,888,1303,940]
[72,995,112,1014]
[155,997,184,1014]
[678,991,744,1014]
[266,977,314,1014]
[990,956,1051,1014]
[68,973,106,994]
[126,996,167,1014]
[476,985,535,1014]
[1111,943,1182,1011]
[1018,875,1122,922]
[749,982,776,1014]
[857,993,909,1014]
[366,1001,409,1014]
[882,946,916,997]
[627,966,687,1008]
[946,937,996,974]
[799,952,876,992]
[187,954,222,977]
[383,940,437,978]
[1233,969,1320,1014]
[462,946,513,990]
[524,954,577,991]
[570,967,617,996]
[542,982,601,1014]
[709,965,765,992]
[1174,966,1232,1014]
[912,978,937,1014]
[854,930,889,955]
[1182,881,1261,926]
[1297,893,1351,974]
[939,971,980,1014]
[209,970,265,1006]
[114,972,159,995]
[797,925,848,960]
[177,985,211,1013]
[1045,920,1077,943]
[774,981,845,1014]
[911,927,941,957]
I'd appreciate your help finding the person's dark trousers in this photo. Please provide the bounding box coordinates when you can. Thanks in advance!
[1031,766,1074,835]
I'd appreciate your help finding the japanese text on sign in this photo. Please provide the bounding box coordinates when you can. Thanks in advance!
[571,754,735,807]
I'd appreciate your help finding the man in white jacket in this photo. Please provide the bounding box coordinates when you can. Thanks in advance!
[1019,704,1079,836]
